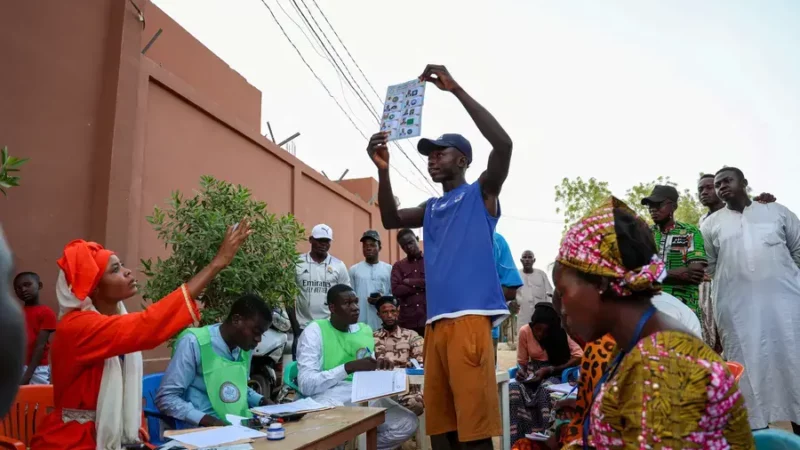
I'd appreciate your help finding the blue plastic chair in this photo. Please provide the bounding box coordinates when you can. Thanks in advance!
[142,373,190,445]
[508,366,518,379]
[754,429,800,449]
[561,366,580,383]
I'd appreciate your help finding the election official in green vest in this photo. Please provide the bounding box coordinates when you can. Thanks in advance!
[156,294,273,427]
[296,284,418,449]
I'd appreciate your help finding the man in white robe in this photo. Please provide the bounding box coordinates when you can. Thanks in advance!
[701,167,800,433]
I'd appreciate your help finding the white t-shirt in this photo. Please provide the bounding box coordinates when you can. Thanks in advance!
[295,253,351,327]
[652,292,703,338]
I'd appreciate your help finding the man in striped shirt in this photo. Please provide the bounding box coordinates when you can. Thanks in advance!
[642,185,706,316]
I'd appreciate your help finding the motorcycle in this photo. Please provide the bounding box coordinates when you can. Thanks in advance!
[249,307,291,401]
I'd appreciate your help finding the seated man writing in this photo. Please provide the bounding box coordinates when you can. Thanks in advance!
[297,284,417,450]
[373,296,424,416]
[156,294,273,427]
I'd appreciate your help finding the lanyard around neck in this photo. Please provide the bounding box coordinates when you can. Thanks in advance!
[582,305,657,449]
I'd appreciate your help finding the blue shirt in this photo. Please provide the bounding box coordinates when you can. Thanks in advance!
[155,324,263,425]
[492,232,523,339]
[423,181,509,326]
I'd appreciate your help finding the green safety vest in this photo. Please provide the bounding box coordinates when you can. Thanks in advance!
[315,320,374,382]
[176,327,253,420]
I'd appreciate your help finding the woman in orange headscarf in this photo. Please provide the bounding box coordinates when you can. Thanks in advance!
[30,220,252,450]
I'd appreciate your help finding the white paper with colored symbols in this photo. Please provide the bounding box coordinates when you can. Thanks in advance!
[381,79,426,141]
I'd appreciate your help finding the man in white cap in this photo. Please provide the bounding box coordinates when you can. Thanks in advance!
[289,224,350,354]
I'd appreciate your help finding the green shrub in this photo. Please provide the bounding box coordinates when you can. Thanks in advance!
[141,175,304,325]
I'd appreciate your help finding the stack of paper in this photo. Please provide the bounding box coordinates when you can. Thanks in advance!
[351,369,408,403]
[546,382,576,395]
[169,426,265,448]
[250,397,331,416]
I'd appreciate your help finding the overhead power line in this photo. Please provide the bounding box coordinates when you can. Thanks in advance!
[294,0,437,192]
[257,0,436,197]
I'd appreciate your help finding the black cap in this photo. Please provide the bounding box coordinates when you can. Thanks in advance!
[641,185,679,205]
[360,230,381,243]
[375,295,398,310]
[417,133,473,164]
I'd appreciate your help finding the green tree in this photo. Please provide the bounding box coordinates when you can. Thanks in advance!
[554,177,611,230]
[141,175,305,326]
[0,146,29,196]
[624,176,705,226]
[555,175,706,229]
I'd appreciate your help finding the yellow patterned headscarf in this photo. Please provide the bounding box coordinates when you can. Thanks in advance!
[556,197,666,296]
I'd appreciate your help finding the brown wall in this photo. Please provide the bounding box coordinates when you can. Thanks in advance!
[1,1,404,372]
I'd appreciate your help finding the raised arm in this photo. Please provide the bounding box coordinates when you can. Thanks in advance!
[420,65,513,214]
[367,132,426,229]
[62,219,253,364]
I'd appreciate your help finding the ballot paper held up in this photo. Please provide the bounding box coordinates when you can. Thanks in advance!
[381,79,426,141]
[250,397,331,416]
[170,425,265,448]
[351,369,409,403]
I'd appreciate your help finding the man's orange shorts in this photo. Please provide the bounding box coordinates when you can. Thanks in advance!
[423,315,501,442]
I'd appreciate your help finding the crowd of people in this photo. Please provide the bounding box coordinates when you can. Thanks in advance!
[3,63,799,450]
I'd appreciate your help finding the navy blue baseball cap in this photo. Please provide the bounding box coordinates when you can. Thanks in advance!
[417,133,473,164]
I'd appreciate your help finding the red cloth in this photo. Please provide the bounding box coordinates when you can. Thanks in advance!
[24,304,57,366]
[29,286,199,450]
[56,240,113,301]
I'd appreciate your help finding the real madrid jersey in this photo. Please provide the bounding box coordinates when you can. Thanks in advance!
[295,252,351,327]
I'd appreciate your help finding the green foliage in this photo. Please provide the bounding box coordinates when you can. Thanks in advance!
[0,146,29,196]
[140,175,304,326]
[554,177,611,230]
[623,176,705,226]
[555,175,707,230]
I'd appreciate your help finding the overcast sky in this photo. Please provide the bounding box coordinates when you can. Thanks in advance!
[154,0,800,272]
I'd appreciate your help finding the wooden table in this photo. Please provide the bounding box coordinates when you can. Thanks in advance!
[253,406,385,450]
[408,370,511,450]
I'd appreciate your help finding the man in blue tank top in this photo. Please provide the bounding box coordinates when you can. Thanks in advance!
[366,64,512,450]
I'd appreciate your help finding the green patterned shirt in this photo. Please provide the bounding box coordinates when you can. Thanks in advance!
[651,221,707,314]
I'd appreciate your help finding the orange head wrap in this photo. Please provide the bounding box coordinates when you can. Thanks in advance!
[56,239,114,301]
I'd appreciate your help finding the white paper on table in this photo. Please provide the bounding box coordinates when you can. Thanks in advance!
[545,382,576,395]
[250,397,330,415]
[170,425,265,447]
[225,414,250,426]
[380,79,426,141]
[351,369,407,403]
[409,359,421,369]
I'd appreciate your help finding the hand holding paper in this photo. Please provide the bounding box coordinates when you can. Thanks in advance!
[420,64,461,92]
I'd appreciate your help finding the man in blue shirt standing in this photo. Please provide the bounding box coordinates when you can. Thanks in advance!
[367,64,512,450]
[492,232,523,365]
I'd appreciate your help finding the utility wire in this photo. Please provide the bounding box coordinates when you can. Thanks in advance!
[304,0,432,174]
[309,0,383,103]
[278,0,373,132]
[293,0,438,194]
[258,0,436,197]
